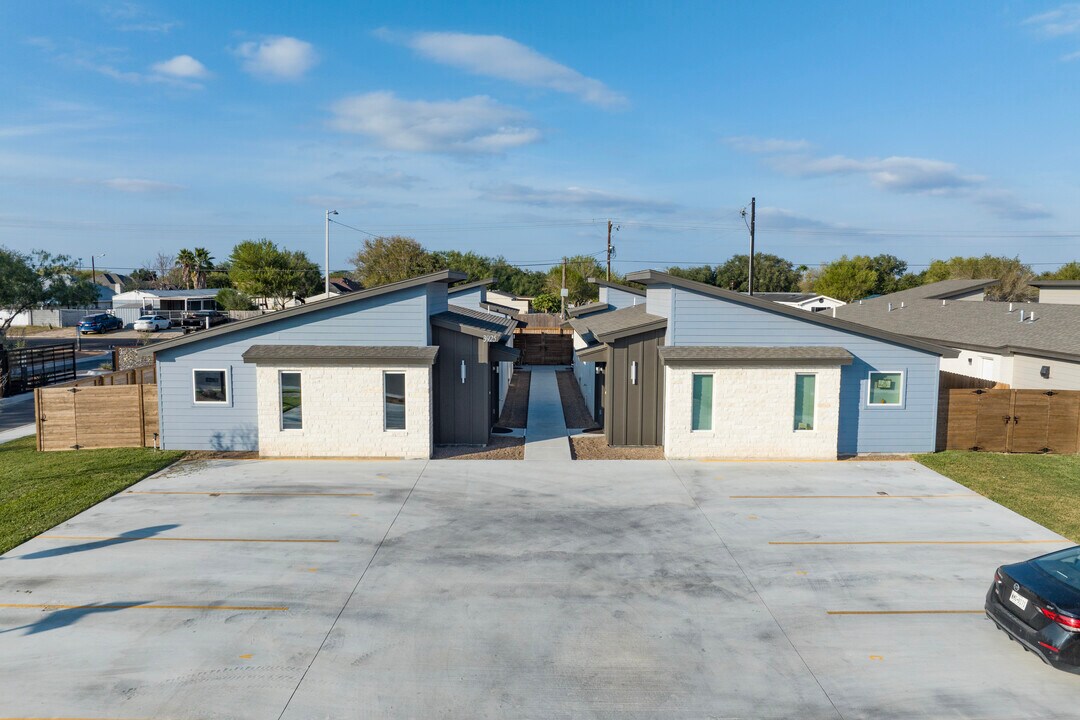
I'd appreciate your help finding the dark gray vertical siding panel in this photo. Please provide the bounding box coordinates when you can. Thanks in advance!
[667,287,940,454]
[156,286,430,451]
[608,328,665,446]
[432,325,490,445]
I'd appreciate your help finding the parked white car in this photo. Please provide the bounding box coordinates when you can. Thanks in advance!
[133,314,172,332]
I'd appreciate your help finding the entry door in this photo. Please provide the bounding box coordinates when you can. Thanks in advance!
[490,363,500,427]
[594,363,606,426]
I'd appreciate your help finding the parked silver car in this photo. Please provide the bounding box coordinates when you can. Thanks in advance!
[133,314,172,332]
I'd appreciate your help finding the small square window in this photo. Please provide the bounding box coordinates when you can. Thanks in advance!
[193,369,227,403]
[384,372,406,430]
[691,374,713,431]
[794,374,816,431]
[867,371,903,406]
[280,372,302,430]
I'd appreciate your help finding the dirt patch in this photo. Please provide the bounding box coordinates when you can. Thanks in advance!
[556,370,599,430]
[496,369,530,429]
[434,436,525,460]
[179,450,260,461]
[569,435,663,460]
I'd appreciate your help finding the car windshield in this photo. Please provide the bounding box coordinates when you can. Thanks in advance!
[82,316,103,322]
[1034,547,1080,592]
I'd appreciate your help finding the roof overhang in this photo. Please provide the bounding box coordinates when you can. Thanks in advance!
[626,269,957,358]
[488,343,521,363]
[595,318,668,343]
[587,277,646,297]
[566,302,610,318]
[241,345,439,365]
[576,344,608,363]
[658,346,854,366]
[447,277,495,295]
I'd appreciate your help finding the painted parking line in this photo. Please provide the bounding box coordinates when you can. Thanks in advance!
[731,494,975,499]
[770,539,1064,546]
[0,602,288,611]
[38,535,338,544]
[124,490,375,497]
[827,609,983,616]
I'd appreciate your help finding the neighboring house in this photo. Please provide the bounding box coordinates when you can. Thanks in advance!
[447,277,517,404]
[570,270,955,459]
[1030,280,1080,306]
[139,270,519,458]
[486,289,532,314]
[753,292,845,313]
[835,279,1080,390]
[112,289,221,312]
[94,272,133,294]
[302,276,363,304]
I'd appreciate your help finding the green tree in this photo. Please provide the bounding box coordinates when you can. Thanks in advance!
[714,253,802,293]
[1040,261,1080,281]
[531,292,561,313]
[350,236,437,287]
[175,248,197,289]
[215,288,255,311]
[430,250,494,281]
[864,254,924,295]
[192,247,214,289]
[812,256,879,302]
[666,265,717,285]
[923,255,1035,302]
[544,255,606,305]
[228,240,322,309]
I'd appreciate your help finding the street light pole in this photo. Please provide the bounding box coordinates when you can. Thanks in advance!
[325,210,338,296]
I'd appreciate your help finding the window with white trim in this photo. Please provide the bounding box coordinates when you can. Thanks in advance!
[867,371,904,406]
[192,369,227,403]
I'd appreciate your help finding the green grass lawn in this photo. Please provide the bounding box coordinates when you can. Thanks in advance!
[916,452,1080,543]
[0,436,184,555]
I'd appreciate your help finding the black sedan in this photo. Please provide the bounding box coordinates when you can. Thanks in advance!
[77,313,124,334]
[986,545,1080,673]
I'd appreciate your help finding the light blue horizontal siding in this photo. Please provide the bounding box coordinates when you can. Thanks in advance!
[447,286,483,311]
[600,286,644,310]
[156,285,431,451]
[646,286,671,319]
[665,286,941,454]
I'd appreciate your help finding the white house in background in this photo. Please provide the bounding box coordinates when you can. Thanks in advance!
[112,288,220,312]
[1030,280,1080,306]
[753,292,845,313]
[485,289,531,314]
[835,279,1080,390]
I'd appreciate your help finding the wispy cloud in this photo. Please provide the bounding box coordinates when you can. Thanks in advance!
[723,136,812,154]
[756,207,855,233]
[1061,49,1080,61]
[329,92,541,154]
[481,183,678,214]
[972,189,1052,220]
[1023,4,1080,36]
[151,55,210,80]
[98,177,184,193]
[99,2,180,33]
[380,30,626,108]
[298,195,418,210]
[234,36,318,81]
[327,168,423,189]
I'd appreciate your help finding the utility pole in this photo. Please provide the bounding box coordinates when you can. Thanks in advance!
[561,257,568,319]
[747,197,756,296]
[606,220,613,281]
[325,209,338,296]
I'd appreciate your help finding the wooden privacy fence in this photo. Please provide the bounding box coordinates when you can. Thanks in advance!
[937,388,1080,454]
[34,366,158,451]
[514,328,573,365]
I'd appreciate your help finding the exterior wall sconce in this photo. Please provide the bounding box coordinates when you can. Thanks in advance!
[1041,365,1051,379]
[461,360,467,384]
[631,360,638,385]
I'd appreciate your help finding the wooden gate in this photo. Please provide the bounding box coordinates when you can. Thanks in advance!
[514,329,573,365]
[937,388,1080,453]
[35,384,159,451]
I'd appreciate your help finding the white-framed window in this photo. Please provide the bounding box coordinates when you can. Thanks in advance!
[192,368,228,404]
[691,373,713,432]
[279,371,302,430]
[384,371,406,431]
[793,373,816,431]
[867,370,904,407]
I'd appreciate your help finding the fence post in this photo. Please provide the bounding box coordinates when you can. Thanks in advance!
[34,388,43,451]
[138,384,147,447]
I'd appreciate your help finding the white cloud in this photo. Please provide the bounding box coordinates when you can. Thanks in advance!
[151,55,209,80]
[328,92,541,154]
[384,30,626,108]
[756,207,854,233]
[1023,4,1080,36]
[723,136,812,154]
[771,154,983,194]
[235,36,318,80]
[481,183,678,214]
[973,189,1052,220]
[1061,49,1080,61]
[100,177,184,193]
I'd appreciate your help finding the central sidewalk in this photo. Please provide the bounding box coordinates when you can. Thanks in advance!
[523,366,571,461]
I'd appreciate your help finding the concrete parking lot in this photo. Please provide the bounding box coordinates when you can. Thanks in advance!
[1,458,1079,718]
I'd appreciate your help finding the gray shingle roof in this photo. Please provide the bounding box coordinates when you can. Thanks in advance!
[753,292,819,303]
[569,303,666,342]
[433,305,517,338]
[835,297,1080,360]
[241,345,439,364]
[447,277,495,294]
[566,301,610,318]
[659,346,853,364]
[1029,280,1080,288]
[479,300,520,317]
[863,278,999,305]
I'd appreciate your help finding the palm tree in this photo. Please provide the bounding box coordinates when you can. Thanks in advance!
[175,249,197,290]
[192,247,214,289]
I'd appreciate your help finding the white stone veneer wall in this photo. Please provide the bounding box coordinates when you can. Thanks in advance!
[664,364,841,459]
[255,362,432,458]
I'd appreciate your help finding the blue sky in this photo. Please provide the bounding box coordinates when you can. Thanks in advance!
[1,1,1078,276]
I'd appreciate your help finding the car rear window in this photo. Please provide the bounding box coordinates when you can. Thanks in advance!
[138,316,154,320]
[1034,547,1080,592]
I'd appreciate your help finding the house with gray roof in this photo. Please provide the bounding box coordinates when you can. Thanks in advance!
[112,288,221,312]
[752,291,845,313]
[140,270,519,457]
[835,278,1080,390]
[568,271,955,459]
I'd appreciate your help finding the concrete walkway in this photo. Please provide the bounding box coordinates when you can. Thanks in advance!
[523,366,571,461]
[0,392,36,444]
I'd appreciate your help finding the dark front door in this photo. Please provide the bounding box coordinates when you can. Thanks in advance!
[490,363,501,427]
[594,363,606,426]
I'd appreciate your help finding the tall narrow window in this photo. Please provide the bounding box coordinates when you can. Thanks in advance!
[794,374,816,431]
[384,372,406,430]
[691,374,713,431]
[280,372,302,430]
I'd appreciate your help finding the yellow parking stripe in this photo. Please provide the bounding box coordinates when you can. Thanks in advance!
[0,603,287,611]
[731,494,974,499]
[770,539,1064,546]
[827,609,983,616]
[124,490,374,497]
[38,535,337,544]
